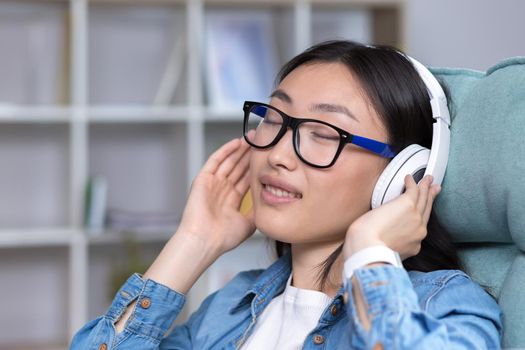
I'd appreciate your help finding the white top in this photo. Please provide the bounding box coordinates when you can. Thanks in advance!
[240,272,333,350]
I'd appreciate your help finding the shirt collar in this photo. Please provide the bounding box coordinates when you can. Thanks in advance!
[229,251,347,316]
[229,251,292,315]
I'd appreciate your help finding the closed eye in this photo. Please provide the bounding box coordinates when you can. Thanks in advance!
[310,131,339,141]
[263,119,282,126]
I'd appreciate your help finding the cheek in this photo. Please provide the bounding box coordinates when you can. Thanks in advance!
[308,175,370,230]
[304,156,386,232]
[326,173,373,213]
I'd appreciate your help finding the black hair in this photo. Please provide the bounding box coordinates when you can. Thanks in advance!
[272,40,461,290]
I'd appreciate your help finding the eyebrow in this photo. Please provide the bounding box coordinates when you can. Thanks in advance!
[270,89,360,122]
[270,89,292,103]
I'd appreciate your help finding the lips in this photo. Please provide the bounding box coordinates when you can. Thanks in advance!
[259,175,303,203]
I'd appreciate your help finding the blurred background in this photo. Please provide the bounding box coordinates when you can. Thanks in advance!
[0,0,523,349]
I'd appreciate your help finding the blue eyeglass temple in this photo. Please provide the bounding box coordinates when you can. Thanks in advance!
[249,104,397,159]
[351,135,396,158]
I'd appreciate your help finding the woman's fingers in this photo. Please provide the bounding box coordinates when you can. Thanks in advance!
[202,138,242,174]
[423,184,441,223]
[216,138,251,178]
[225,144,251,183]
[403,174,420,205]
[404,174,436,217]
[234,170,251,199]
[416,175,433,214]
[223,170,251,209]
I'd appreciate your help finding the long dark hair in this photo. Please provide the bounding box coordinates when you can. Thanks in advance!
[272,40,461,290]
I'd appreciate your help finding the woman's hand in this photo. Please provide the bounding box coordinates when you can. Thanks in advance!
[177,136,255,255]
[118,137,255,324]
[343,175,441,260]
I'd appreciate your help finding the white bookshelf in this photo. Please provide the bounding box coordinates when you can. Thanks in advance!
[0,0,404,348]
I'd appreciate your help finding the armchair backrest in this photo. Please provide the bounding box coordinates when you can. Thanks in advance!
[431,57,525,349]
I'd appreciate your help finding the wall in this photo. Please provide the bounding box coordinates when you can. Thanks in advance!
[405,0,525,71]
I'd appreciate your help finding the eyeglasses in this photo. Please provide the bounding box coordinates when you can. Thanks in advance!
[243,101,396,168]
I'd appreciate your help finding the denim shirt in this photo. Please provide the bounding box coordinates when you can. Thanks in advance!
[70,252,503,350]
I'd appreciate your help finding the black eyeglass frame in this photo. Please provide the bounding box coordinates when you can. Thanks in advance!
[242,101,396,169]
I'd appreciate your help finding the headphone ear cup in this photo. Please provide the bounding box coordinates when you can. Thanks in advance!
[371,144,430,209]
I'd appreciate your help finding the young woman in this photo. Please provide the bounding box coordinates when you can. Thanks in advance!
[71,41,502,349]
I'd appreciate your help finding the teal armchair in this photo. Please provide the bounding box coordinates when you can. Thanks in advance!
[431,57,525,349]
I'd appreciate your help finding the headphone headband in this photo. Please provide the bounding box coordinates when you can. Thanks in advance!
[405,55,451,187]
[406,56,451,126]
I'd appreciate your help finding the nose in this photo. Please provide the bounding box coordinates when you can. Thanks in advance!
[267,128,298,171]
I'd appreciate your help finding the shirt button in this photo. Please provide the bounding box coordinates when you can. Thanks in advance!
[313,334,325,345]
[330,304,338,316]
[98,343,108,350]
[140,298,151,309]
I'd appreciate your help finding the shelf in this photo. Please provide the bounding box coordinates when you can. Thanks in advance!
[204,107,243,122]
[310,0,403,6]
[88,105,190,123]
[0,104,246,123]
[0,228,77,248]
[87,229,174,245]
[204,0,297,8]
[89,0,404,5]
[89,0,186,4]
[0,105,71,123]
[87,0,402,5]
[0,227,211,247]
[11,0,68,2]
[202,0,403,7]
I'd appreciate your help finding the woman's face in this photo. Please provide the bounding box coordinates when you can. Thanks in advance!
[249,62,390,245]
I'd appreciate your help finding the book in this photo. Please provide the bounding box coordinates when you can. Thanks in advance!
[84,176,108,234]
[106,208,179,234]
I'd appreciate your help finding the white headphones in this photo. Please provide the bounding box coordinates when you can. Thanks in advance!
[371,55,451,209]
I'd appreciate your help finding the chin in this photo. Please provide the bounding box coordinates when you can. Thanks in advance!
[256,208,350,246]
[254,211,298,243]
[255,213,326,245]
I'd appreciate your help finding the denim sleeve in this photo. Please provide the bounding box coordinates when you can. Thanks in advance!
[345,266,503,350]
[70,273,188,350]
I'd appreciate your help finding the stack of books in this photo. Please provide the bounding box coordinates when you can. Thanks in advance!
[106,209,179,234]
[84,176,179,235]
